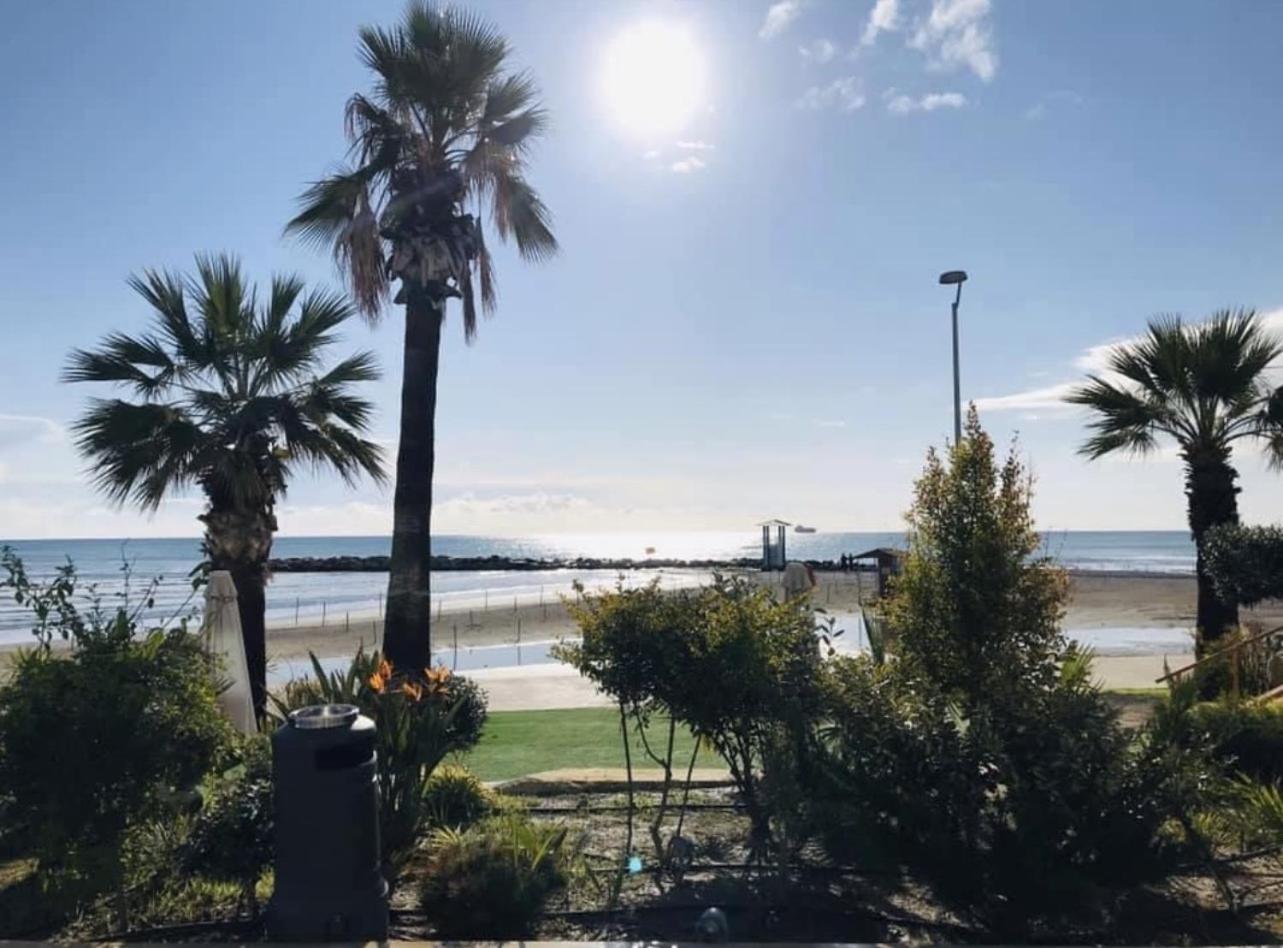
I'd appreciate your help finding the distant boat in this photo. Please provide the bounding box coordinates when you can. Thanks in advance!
[794,525,817,534]
[644,546,656,555]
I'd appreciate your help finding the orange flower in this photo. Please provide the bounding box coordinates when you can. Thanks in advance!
[368,670,387,693]
[377,658,393,680]
[424,664,452,697]
[401,680,424,702]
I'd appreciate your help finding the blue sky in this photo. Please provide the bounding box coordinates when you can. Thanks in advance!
[2,0,1282,539]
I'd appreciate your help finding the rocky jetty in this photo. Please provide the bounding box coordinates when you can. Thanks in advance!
[267,554,859,573]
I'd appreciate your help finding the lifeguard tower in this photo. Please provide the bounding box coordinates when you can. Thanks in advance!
[759,519,790,570]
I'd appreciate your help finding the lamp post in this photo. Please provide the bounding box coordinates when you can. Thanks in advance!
[938,270,968,444]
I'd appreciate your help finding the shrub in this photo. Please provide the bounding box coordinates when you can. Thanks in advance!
[418,815,578,938]
[675,576,823,854]
[423,764,496,829]
[183,736,274,913]
[1204,523,1283,607]
[884,408,1069,708]
[1189,700,1283,784]
[790,414,1199,934]
[0,623,231,918]
[271,649,487,884]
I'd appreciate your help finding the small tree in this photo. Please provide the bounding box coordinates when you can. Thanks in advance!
[886,406,1068,710]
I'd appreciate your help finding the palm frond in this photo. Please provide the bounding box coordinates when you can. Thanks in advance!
[63,332,176,396]
[71,399,204,509]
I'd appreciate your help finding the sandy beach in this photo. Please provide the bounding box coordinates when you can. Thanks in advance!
[6,570,1278,707]
[260,569,1283,661]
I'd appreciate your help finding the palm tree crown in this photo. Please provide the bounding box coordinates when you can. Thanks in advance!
[285,1,557,330]
[1067,309,1282,464]
[65,254,386,513]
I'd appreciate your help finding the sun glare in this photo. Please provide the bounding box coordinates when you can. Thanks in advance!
[600,20,706,138]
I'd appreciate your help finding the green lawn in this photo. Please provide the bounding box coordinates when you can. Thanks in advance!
[458,707,704,782]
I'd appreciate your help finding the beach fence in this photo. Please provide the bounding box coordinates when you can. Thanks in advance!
[272,568,715,632]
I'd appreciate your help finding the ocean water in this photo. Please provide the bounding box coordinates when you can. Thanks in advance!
[0,530,1196,642]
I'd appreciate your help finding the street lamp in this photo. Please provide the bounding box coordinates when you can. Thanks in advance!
[938,269,968,444]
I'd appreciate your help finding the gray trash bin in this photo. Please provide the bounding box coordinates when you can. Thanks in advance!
[268,703,388,941]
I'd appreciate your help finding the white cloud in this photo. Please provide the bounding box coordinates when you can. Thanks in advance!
[670,156,707,174]
[909,0,998,81]
[861,0,901,45]
[885,90,967,114]
[0,413,64,449]
[1024,90,1084,121]
[675,140,715,151]
[798,38,837,63]
[796,76,865,112]
[642,148,661,160]
[759,0,805,39]
[976,307,1283,417]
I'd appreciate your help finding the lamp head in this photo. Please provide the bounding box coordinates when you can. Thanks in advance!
[938,270,968,285]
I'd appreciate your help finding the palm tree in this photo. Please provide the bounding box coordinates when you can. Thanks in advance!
[286,2,557,669]
[65,254,385,715]
[1067,309,1283,651]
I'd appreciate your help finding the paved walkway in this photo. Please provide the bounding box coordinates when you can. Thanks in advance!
[468,653,1190,712]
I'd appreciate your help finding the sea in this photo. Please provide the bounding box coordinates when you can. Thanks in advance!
[0,530,1196,646]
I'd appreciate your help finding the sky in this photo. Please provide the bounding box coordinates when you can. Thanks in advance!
[2,0,1283,539]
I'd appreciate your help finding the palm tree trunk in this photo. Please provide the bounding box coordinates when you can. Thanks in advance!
[383,290,442,670]
[1185,445,1241,653]
[232,561,268,720]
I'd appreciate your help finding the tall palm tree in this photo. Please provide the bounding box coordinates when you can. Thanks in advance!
[1067,309,1283,651]
[286,2,557,668]
[65,254,385,715]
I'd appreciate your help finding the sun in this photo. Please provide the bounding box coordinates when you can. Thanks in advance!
[599,21,707,138]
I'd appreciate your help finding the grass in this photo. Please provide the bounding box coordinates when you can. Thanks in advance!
[458,707,705,782]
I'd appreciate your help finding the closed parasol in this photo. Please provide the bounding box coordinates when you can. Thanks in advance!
[202,570,256,733]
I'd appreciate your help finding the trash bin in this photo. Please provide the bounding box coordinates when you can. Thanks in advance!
[268,703,388,941]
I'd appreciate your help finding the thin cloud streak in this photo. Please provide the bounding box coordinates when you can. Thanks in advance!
[759,0,805,39]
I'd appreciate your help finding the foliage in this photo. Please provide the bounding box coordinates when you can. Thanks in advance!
[556,579,702,864]
[418,815,579,938]
[286,1,558,324]
[884,407,1068,708]
[423,764,496,830]
[272,649,486,882]
[1188,700,1283,784]
[64,255,385,514]
[0,572,231,912]
[1204,523,1283,607]
[784,416,1204,933]
[183,737,274,912]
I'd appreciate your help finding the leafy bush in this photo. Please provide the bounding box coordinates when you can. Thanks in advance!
[183,736,274,913]
[272,649,487,884]
[418,815,578,938]
[1189,700,1283,783]
[423,764,496,829]
[0,599,231,919]
[884,409,1069,707]
[789,413,1200,934]
[1204,523,1283,607]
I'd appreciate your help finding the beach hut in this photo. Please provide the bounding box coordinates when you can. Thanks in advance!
[759,519,790,570]
[852,547,906,598]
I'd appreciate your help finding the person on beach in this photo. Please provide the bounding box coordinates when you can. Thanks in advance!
[783,560,816,599]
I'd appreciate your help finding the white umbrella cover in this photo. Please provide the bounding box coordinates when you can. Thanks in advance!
[202,570,256,734]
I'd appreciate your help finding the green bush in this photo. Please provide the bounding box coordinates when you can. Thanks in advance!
[0,627,231,912]
[418,815,577,938]
[272,650,487,885]
[1190,700,1283,783]
[423,764,496,829]
[789,414,1199,934]
[183,736,274,913]
[1204,523,1283,607]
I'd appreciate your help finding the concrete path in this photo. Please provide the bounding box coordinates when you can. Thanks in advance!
[467,653,1190,713]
